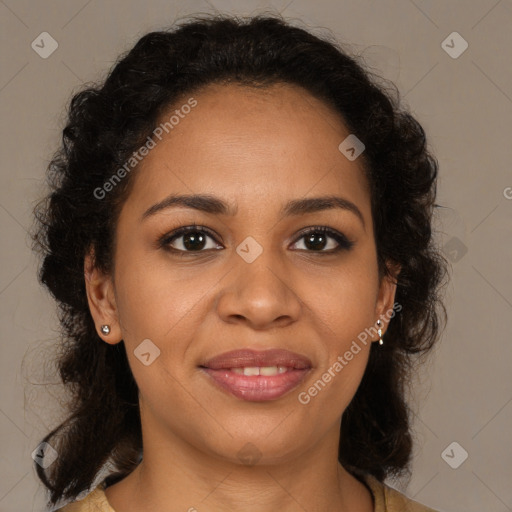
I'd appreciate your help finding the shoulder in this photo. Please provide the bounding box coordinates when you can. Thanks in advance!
[362,474,439,512]
[54,484,116,512]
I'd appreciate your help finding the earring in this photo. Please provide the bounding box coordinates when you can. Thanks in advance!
[376,319,383,345]
[101,324,111,335]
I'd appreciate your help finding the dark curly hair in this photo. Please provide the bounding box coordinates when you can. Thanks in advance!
[31,12,448,509]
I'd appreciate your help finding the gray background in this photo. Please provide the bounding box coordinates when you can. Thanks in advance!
[1,0,511,511]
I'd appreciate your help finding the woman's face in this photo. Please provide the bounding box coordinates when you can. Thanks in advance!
[87,82,398,465]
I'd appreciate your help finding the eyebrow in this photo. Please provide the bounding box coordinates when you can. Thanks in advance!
[141,193,365,228]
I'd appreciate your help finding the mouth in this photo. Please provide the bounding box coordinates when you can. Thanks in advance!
[199,349,312,402]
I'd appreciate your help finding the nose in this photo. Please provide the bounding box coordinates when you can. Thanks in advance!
[215,249,302,330]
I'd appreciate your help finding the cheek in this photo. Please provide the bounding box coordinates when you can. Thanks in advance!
[305,261,379,341]
[297,341,371,427]
[113,251,201,343]
[112,253,216,395]
[295,264,377,415]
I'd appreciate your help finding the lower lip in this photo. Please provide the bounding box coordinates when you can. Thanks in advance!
[201,368,310,401]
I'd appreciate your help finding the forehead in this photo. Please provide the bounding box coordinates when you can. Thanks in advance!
[122,82,371,222]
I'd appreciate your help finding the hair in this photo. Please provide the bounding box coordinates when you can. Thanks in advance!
[31,12,448,508]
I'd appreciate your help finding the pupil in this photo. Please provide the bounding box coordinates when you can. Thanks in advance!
[305,233,326,251]
[180,231,328,251]
[184,232,206,251]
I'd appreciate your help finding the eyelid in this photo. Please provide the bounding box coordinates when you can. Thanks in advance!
[291,225,355,251]
[157,224,221,250]
[158,224,354,254]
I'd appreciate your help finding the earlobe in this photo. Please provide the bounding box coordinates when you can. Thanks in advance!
[84,251,122,345]
[373,261,401,341]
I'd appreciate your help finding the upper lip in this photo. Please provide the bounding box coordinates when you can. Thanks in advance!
[201,349,312,370]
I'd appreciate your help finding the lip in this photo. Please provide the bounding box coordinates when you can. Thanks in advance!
[201,349,312,370]
[201,368,310,401]
[199,349,313,402]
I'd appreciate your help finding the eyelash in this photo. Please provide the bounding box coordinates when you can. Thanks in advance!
[157,223,354,257]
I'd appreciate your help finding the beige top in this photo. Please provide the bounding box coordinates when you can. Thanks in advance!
[58,474,438,511]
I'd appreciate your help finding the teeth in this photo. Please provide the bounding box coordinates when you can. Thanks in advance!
[229,366,290,375]
[260,366,278,376]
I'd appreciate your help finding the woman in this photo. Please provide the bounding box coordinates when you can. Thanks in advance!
[32,13,448,512]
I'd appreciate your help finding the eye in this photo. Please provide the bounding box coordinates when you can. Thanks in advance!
[158,224,221,255]
[158,224,354,256]
[290,226,354,253]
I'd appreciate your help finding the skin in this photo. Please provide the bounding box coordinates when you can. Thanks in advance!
[84,82,400,512]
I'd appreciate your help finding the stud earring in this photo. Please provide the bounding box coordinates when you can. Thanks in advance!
[376,319,383,345]
[100,324,111,335]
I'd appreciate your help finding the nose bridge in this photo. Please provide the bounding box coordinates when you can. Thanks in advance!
[216,234,301,326]
[235,234,288,296]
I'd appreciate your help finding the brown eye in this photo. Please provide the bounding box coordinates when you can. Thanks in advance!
[291,226,354,253]
[159,225,222,254]
[158,224,354,256]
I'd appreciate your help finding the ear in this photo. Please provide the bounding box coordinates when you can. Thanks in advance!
[84,249,122,345]
[372,261,401,342]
